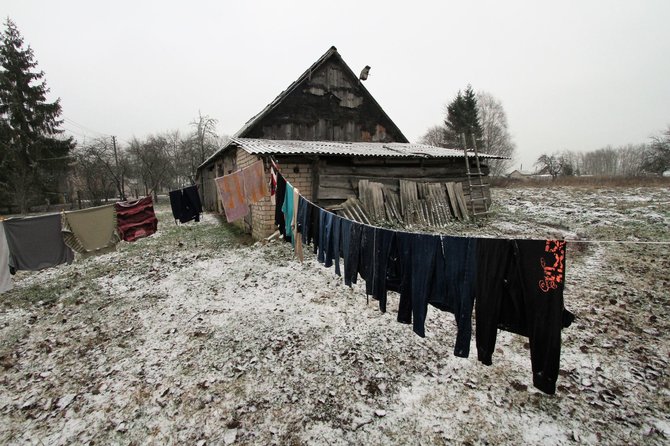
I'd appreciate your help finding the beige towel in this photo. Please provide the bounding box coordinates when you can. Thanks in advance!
[62,204,120,257]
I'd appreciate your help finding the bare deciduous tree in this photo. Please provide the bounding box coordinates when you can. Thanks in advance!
[70,144,116,205]
[127,135,172,201]
[190,112,220,167]
[476,92,515,176]
[644,125,670,174]
[73,137,128,200]
[419,125,447,147]
[535,153,564,180]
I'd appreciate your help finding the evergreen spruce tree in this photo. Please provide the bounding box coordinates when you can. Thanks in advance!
[444,84,482,150]
[0,18,74,212]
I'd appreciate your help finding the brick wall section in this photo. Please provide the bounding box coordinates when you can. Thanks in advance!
[280,162,313,201]
[250,161,313,239]
[209,148,315,239]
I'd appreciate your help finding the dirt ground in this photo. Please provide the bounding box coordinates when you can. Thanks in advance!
[1,185,668,445]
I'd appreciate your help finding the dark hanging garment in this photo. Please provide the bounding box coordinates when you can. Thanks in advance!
[169,186,202,224]
[359,225,376,296]
[431,236,478,358]
[475,238,574,395]
[385,237,402,294]
[321,212,341,270]
[274,173,287,239]
[340,218,352,280]
[344,221,363,286]
[297,196,309,245]
[318,209,332,264]
[182,185,202,223]
[311,202,321,255]
[396,232,442,338]
[169,189,183,223]
[3,213,74,272]
[115,196,158,242]
[332,215,342,276]
[370,228,397,313]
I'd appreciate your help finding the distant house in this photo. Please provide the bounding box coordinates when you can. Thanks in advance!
[196,47,504,239]
[508,169,534,180]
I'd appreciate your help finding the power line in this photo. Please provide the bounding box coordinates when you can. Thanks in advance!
[62,117,112,137]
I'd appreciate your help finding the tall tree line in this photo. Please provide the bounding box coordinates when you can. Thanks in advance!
[71,117,226,205]
[534,127,669,179]
[420,85,516,176]
[0,18,75,212]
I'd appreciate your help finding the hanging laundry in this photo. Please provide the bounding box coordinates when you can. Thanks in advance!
[309,201,320,254]
[331,215,342,276]
[281,182,295,241]
[396,232,442,338]
[369,228,397,313]
[274,173,288,240]
[343,220,362,287]
[243,160,270,204]
[62,204,120,258]
[318,209,332,265]
[0,223,13,293]
[169,185,202,224]
[339,218,352,281]
[215,171,249,222]
[2,213,74,272]
[475,238,574,395]
[431,236,478,358]
[269,166,278,205]
[359,225,376,296]
[114,196,158,242]
[297,196,309,246]
[292,187,303,261]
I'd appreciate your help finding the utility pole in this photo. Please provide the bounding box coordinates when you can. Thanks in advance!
[111,136,125,200]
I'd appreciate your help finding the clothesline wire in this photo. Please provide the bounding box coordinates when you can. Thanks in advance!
[269,156,670,247]
[564,239,670,245]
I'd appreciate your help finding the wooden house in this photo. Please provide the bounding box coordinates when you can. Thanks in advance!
[197,47,503,239]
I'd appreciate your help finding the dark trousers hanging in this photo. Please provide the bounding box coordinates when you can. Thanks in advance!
[475,238,574,395]
[359,226,376,296]
[370,228,397,313]
[344,221,362,286]
[331,215,342,275]
[397,232,442,338]
[443,236,478,358]
[274,174,287,239]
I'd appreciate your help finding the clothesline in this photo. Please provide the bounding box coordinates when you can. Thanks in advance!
[269,157,669,246]
[271,165,572,395]
[288,187,670,246]
[565,239,670,245]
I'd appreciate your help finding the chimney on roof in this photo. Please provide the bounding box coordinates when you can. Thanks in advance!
[359,65,371,81]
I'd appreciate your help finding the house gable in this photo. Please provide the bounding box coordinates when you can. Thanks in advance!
[237,46,408,143]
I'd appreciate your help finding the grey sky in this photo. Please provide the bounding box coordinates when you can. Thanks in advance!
[5,0,670,171]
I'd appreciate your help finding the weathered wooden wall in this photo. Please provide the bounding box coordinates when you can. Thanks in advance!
[203,149,491,239]
[243,60,406,143]
[316,157,490,211]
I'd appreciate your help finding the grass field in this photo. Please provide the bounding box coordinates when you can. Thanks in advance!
[1,185,668,445]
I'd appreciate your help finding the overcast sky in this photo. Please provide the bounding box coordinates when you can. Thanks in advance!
[5,0,670,170]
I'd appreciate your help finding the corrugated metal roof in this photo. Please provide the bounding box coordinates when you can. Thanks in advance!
[231,137,506,159]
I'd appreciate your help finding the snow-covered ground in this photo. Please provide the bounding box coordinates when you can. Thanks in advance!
[1,185,668,445]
